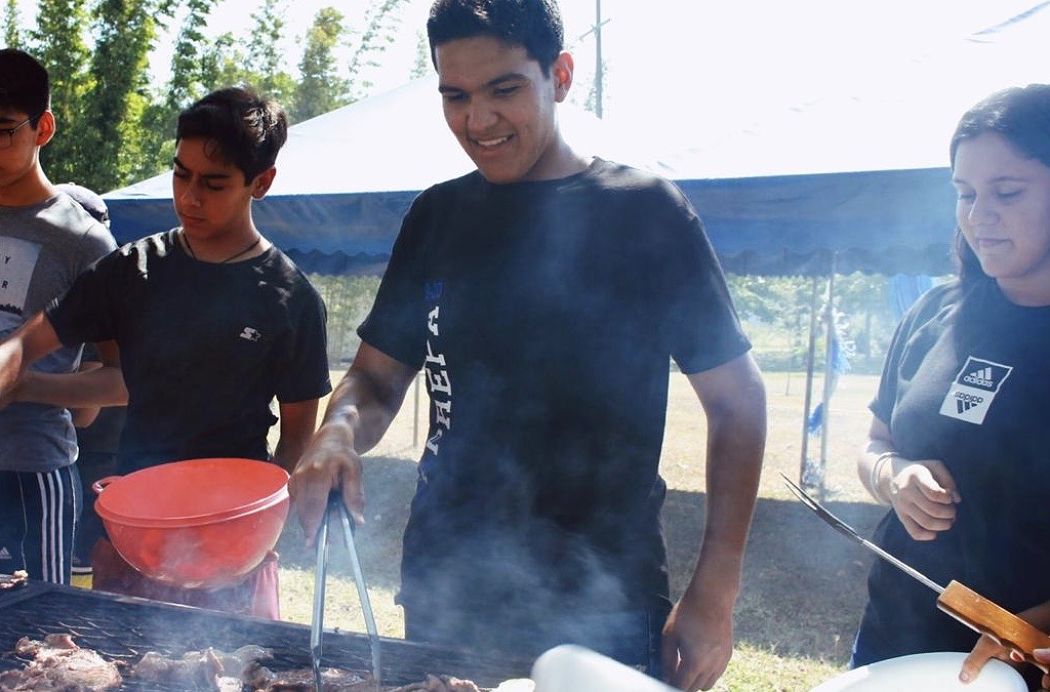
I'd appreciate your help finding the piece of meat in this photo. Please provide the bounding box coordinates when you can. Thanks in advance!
[131,644,273,691]
[0,634,122,691]
[245,663,376,691]
[0,571,28,591]
[388,674,481,692]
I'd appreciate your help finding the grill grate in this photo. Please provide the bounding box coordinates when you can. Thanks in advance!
[0,584,529,690]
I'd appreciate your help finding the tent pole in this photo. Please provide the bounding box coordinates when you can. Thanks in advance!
[798,275,821,485]
[818,256,839,498]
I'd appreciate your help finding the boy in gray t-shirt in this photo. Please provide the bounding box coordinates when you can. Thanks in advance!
[0,49,116,584]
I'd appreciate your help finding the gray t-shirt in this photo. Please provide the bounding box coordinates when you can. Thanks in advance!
[0,193,117,472]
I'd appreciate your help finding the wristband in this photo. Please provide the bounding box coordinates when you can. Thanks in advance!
[869,451,899,504]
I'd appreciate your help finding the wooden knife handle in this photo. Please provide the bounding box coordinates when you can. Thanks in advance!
[937,580,1050,673]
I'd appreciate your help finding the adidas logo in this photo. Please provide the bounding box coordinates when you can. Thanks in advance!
[963,367,994,388]
[0,547,11,560]
[954,391,984,414]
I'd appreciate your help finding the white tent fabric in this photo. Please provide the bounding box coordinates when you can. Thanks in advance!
[104,2,1050,276]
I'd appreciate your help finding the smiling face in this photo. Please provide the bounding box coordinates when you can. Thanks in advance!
[172,137,273,245]
[435,35,579,184]
[953,132,1050,305]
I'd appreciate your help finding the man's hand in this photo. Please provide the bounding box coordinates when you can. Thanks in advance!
[887,457,961,541]
[287,342,417,548]
[662,588,734,691]
[288,420,365,547]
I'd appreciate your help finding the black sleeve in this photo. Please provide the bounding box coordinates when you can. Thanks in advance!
[276,279,333,403]
[356,191,429,371]
[659,184,752,374]
[45,247,125,347]
[869,281,954,424]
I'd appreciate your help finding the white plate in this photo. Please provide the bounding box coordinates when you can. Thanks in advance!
[812,652,1027,692]
[531,645,676,692]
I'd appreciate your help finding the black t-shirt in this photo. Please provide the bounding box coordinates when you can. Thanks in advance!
[47,230,332,473]
[858,278,1050,659]
[360,159,750,617]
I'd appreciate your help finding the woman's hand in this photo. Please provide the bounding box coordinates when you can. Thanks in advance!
[887,457,961,541]
[959,633,1019,684]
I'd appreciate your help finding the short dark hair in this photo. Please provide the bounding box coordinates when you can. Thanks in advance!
[0,49,49,127]
[949,84,1050,283]
[427,0,564,76]
[176,87,288,185]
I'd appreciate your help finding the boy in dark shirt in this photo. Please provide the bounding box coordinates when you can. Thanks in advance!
[0,87,331,617]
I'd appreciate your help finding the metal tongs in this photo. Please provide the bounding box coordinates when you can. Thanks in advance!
[781,472,1050,674]
[311,491,382,691]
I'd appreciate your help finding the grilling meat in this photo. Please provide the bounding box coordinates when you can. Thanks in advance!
[0,571,28,591]
[131,644,273,691]
[243,668,482,692]
[387,675,482,691]
[244,663,376,690]
[0,633,122,691]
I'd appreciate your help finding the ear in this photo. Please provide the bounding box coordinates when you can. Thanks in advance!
[250,166,276,200]
[35,111,55,148]
[551,51,574,103]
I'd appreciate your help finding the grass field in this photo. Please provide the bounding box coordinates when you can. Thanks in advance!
[269,370,885,691]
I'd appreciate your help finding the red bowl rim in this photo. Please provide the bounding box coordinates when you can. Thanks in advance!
[95,458,290,528]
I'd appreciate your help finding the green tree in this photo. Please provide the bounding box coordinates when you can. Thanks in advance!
[78,0,173,192]
[409,30,430,80]
[30,0,92,184]
[245,0,297,109]
[3,0,21,48]
[292,7,349,123]
[132,0,219,181]
[346,0,405,100]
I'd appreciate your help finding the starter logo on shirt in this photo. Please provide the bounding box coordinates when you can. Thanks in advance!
[938,357,1012,425]
[239,327,262,342]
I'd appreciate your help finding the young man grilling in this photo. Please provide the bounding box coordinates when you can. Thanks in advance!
[289,2,767,690]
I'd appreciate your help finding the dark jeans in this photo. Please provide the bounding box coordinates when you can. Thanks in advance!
[405,603,670,681]
[73,451,119,567]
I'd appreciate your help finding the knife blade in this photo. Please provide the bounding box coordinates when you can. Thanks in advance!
[335,498,382,688]
[780,472,1050,673]
[311,496,332,692]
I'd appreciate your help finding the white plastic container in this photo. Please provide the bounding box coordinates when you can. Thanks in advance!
[811,652,1027,692]
[531,644,676,692]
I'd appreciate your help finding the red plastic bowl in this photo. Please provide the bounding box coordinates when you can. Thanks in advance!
[93,458,289,589]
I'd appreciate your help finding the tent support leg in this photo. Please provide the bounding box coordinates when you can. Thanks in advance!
[798,276,821,485]
[818,265,838,499]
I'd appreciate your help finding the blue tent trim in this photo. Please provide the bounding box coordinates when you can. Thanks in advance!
[108,167,955,277]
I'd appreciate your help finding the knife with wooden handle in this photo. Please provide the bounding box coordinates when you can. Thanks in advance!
[781,472,1050,673]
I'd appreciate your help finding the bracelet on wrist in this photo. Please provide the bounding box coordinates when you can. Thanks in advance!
[869,451,899,504]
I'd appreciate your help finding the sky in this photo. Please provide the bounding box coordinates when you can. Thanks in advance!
[11,0,1050,171]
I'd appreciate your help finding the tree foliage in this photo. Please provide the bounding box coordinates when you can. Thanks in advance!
[3,0,22,48]
[346,0,404,100]
[77,0,173,192]
[292,7,350,123]
[30,0,92,184]
[245,0,297,109]
[12,0,407,193]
